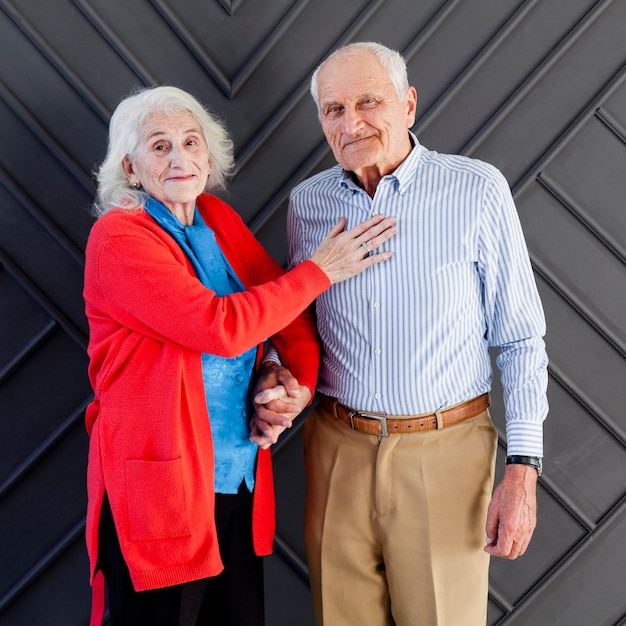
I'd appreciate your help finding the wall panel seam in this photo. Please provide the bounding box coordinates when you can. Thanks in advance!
[0,246,88,347]
[460,0,616,161]
[1,0,110,123]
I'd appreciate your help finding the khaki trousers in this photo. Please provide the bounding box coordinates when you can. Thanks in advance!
[303,403,497,626]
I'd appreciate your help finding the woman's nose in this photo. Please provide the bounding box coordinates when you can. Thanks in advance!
[168,145,185,166]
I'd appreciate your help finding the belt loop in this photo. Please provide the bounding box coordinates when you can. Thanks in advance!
[435,410,444,430]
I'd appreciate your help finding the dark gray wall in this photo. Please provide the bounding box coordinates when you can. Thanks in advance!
[1,1,625,624]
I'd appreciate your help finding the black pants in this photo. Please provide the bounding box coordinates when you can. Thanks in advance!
[98,484,265,626]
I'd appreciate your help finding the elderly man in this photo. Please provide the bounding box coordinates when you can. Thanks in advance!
[255,41,548,625]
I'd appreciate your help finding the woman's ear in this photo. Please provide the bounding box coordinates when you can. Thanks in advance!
[121,155,136,185]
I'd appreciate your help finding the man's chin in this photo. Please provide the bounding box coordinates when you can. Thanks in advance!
[338,147,379,171]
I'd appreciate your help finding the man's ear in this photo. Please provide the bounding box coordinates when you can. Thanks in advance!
[406,86,418,128]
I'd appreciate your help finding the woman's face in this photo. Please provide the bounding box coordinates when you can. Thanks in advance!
[123,110,210,224]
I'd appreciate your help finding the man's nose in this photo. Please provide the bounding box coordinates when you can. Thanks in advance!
[342,108,363,134]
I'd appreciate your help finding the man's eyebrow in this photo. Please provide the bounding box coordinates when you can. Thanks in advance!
[321,92,382,108]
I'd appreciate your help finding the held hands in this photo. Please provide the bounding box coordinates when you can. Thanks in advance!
[310,215,397,284]
[484,464,538,559]
[249,362,312,450]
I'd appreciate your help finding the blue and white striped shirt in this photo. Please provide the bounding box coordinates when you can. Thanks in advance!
[287,135,548,456]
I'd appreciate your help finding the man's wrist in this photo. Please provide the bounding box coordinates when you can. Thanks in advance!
[506,455,543,477]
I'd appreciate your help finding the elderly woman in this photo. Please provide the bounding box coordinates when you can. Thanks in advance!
[84,85,396,626]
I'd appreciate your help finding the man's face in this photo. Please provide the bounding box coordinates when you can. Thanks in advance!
[316,51,417,178]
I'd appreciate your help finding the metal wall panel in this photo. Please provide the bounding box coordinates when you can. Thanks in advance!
[1,0,624,624]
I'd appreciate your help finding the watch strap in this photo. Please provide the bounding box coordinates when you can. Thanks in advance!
[506,455,542,476]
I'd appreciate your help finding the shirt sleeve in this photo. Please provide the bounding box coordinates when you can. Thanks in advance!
[477,168,549,457]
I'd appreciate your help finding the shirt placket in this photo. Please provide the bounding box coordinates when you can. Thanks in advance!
[368,180,395,410]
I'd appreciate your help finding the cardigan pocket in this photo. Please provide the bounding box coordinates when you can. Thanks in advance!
[125,458,191,541]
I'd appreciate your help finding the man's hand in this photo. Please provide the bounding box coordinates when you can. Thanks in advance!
[484,463,538,559]
[249,362,312,449]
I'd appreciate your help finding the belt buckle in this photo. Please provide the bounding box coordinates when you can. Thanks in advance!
[349,411,389,437]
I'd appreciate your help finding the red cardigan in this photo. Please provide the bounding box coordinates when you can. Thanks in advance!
[83,193,327,592]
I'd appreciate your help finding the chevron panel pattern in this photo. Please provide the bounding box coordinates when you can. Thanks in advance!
[1,0,625,624]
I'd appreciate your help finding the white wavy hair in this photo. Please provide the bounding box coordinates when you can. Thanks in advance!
[93,85,234,216]
[310,41,410,113]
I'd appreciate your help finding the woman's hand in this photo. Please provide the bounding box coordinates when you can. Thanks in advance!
[310,215,397,284]
[249,363,311,449]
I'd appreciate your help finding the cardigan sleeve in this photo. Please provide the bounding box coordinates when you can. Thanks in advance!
[84,209,329,359]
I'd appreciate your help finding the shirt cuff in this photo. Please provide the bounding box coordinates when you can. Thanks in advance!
[506,420,544,457]
[262,347,281,366]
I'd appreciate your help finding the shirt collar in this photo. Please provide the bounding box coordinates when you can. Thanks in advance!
[339,131,423,193]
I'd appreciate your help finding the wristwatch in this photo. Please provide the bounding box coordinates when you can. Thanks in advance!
[506,455,542,477]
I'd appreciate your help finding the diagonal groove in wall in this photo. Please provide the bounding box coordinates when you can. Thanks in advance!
[488,584,514,617]
[230,0,311,96]
[248,140,329,235]
[597,105,626,144]
[218,0,246,17]
[0,168,85,269]
[459,0,616,161]
[150,0,311,99]
[273,534,310,584]
[537,172,626,265]
[412,0,542,136]
[530,252,626,358]
[0,82,94,197]
[0,517,85,613]
[0,396,91,502]
[0,247,88,348]
[71,0,157,90]
[1,0,110,124]
[0,319,58,385]
[549,361,626,451]
[512,62,626,198]
[403,0,465,62]
[149,0,230,96]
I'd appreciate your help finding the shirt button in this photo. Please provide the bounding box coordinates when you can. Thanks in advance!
[399,187,406,194]
[374,348,381,355]
[236,374,244,383]
[373,302,380,308]
[372,211,379,216]
[374,393,382,400]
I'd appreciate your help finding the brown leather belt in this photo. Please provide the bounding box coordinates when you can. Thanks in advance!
[318,393,490,436]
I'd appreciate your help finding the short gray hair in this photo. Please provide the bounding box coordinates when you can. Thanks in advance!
[310,42,410,113]
[94,85,234,216]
